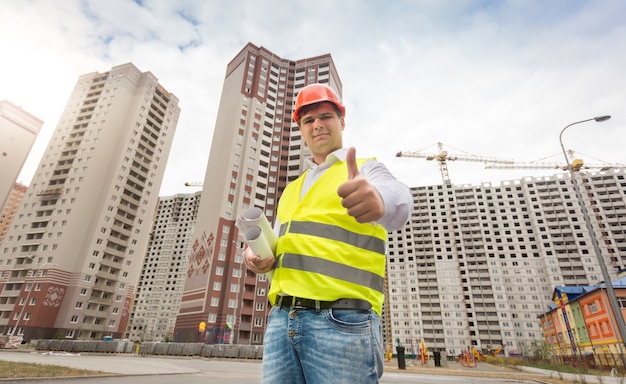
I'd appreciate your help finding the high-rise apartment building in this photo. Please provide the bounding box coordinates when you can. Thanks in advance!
[0,100,43,208]
[0,183,27,249]
[126,191,201,342]
[0,63,180,341]
[386,170,626,357]
[175,43,341,344]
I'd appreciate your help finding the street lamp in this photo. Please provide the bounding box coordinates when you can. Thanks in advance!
[559,115,626,351]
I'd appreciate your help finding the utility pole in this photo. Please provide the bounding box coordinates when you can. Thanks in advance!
[559,116,626,354]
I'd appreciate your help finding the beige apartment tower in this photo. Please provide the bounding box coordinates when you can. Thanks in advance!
[126,191,202,342]
[0,100,43,208]
[0,63,180,341]
[175,43,341,344]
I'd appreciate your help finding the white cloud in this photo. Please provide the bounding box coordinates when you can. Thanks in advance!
[1,0,625,195]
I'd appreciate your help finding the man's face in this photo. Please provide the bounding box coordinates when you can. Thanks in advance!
[299,102,345,164]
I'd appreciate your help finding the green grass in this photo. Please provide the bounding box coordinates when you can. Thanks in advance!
[487,355,624,379]
[0,360,107,379]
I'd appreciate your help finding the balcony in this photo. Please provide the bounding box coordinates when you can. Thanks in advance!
[96,270,119,281]
[0,303,16,311]
[92,283,116,294]
[7,275,27,283]
[103,245,125,259]
[79,322,105,332]
[0,290,22,298]
[100,257,123,270]
[88,296,113,306]
[84,309,108,319]
[37,188,64,196]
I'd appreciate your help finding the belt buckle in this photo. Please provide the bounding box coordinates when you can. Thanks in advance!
[292,297,307,309]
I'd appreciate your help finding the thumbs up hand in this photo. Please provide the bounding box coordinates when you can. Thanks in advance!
[337,147,385,223]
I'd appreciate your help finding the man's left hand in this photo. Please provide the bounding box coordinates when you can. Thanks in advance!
[337,147,384,223]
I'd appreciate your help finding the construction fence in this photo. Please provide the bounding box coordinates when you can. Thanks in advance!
[34,339,263,359]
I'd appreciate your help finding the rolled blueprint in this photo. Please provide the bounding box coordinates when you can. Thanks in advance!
[236,207,277,280]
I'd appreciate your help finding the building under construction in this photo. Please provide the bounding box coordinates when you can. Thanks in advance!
[386,168,626,358]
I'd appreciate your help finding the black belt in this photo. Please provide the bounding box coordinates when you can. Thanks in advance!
[277,296,371,311]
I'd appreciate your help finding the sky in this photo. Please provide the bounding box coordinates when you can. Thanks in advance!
[1,0,625,196]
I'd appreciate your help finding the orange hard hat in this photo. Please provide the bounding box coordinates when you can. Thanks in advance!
[293,83,345,123]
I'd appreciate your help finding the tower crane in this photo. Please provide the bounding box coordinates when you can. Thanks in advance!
[184,182,203,187]
[396,142,516,184]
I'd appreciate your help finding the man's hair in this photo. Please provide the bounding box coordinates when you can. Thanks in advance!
[297,101,343,126]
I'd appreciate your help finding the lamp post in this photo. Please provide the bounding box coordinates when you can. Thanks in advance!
[559,115,626,352]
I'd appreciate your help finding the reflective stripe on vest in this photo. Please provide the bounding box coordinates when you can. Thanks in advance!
[279,220,386,255]
[280,252,385,294]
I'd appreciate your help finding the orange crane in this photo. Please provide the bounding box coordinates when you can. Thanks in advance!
[396,142,515,184]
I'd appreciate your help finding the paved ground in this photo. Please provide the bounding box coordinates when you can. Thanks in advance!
[386,358,623,384]
[0,349,617,384]
[0,350,510,376]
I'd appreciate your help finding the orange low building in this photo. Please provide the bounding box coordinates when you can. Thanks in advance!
[540,276,626,366]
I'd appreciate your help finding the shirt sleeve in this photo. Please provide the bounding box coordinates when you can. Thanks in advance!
[361,159,413,231]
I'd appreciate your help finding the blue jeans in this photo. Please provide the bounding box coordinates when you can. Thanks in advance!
[261,305,383,384]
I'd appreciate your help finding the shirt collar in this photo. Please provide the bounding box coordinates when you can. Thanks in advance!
[305,148,347,170]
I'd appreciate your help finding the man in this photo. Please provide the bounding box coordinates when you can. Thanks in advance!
[244,83,412,383]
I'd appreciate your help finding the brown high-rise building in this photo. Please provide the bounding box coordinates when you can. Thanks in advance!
[175,43,341,344]
[0,63,180,341]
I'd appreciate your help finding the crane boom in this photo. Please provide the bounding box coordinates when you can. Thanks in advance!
[397,150,513,164]
[485,159,626,172]
[396,142,515,184]
[485,163,568,170]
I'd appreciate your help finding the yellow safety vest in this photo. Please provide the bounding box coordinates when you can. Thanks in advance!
[269,158,388,315]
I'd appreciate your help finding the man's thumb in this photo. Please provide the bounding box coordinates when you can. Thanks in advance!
[346,147,359,179]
